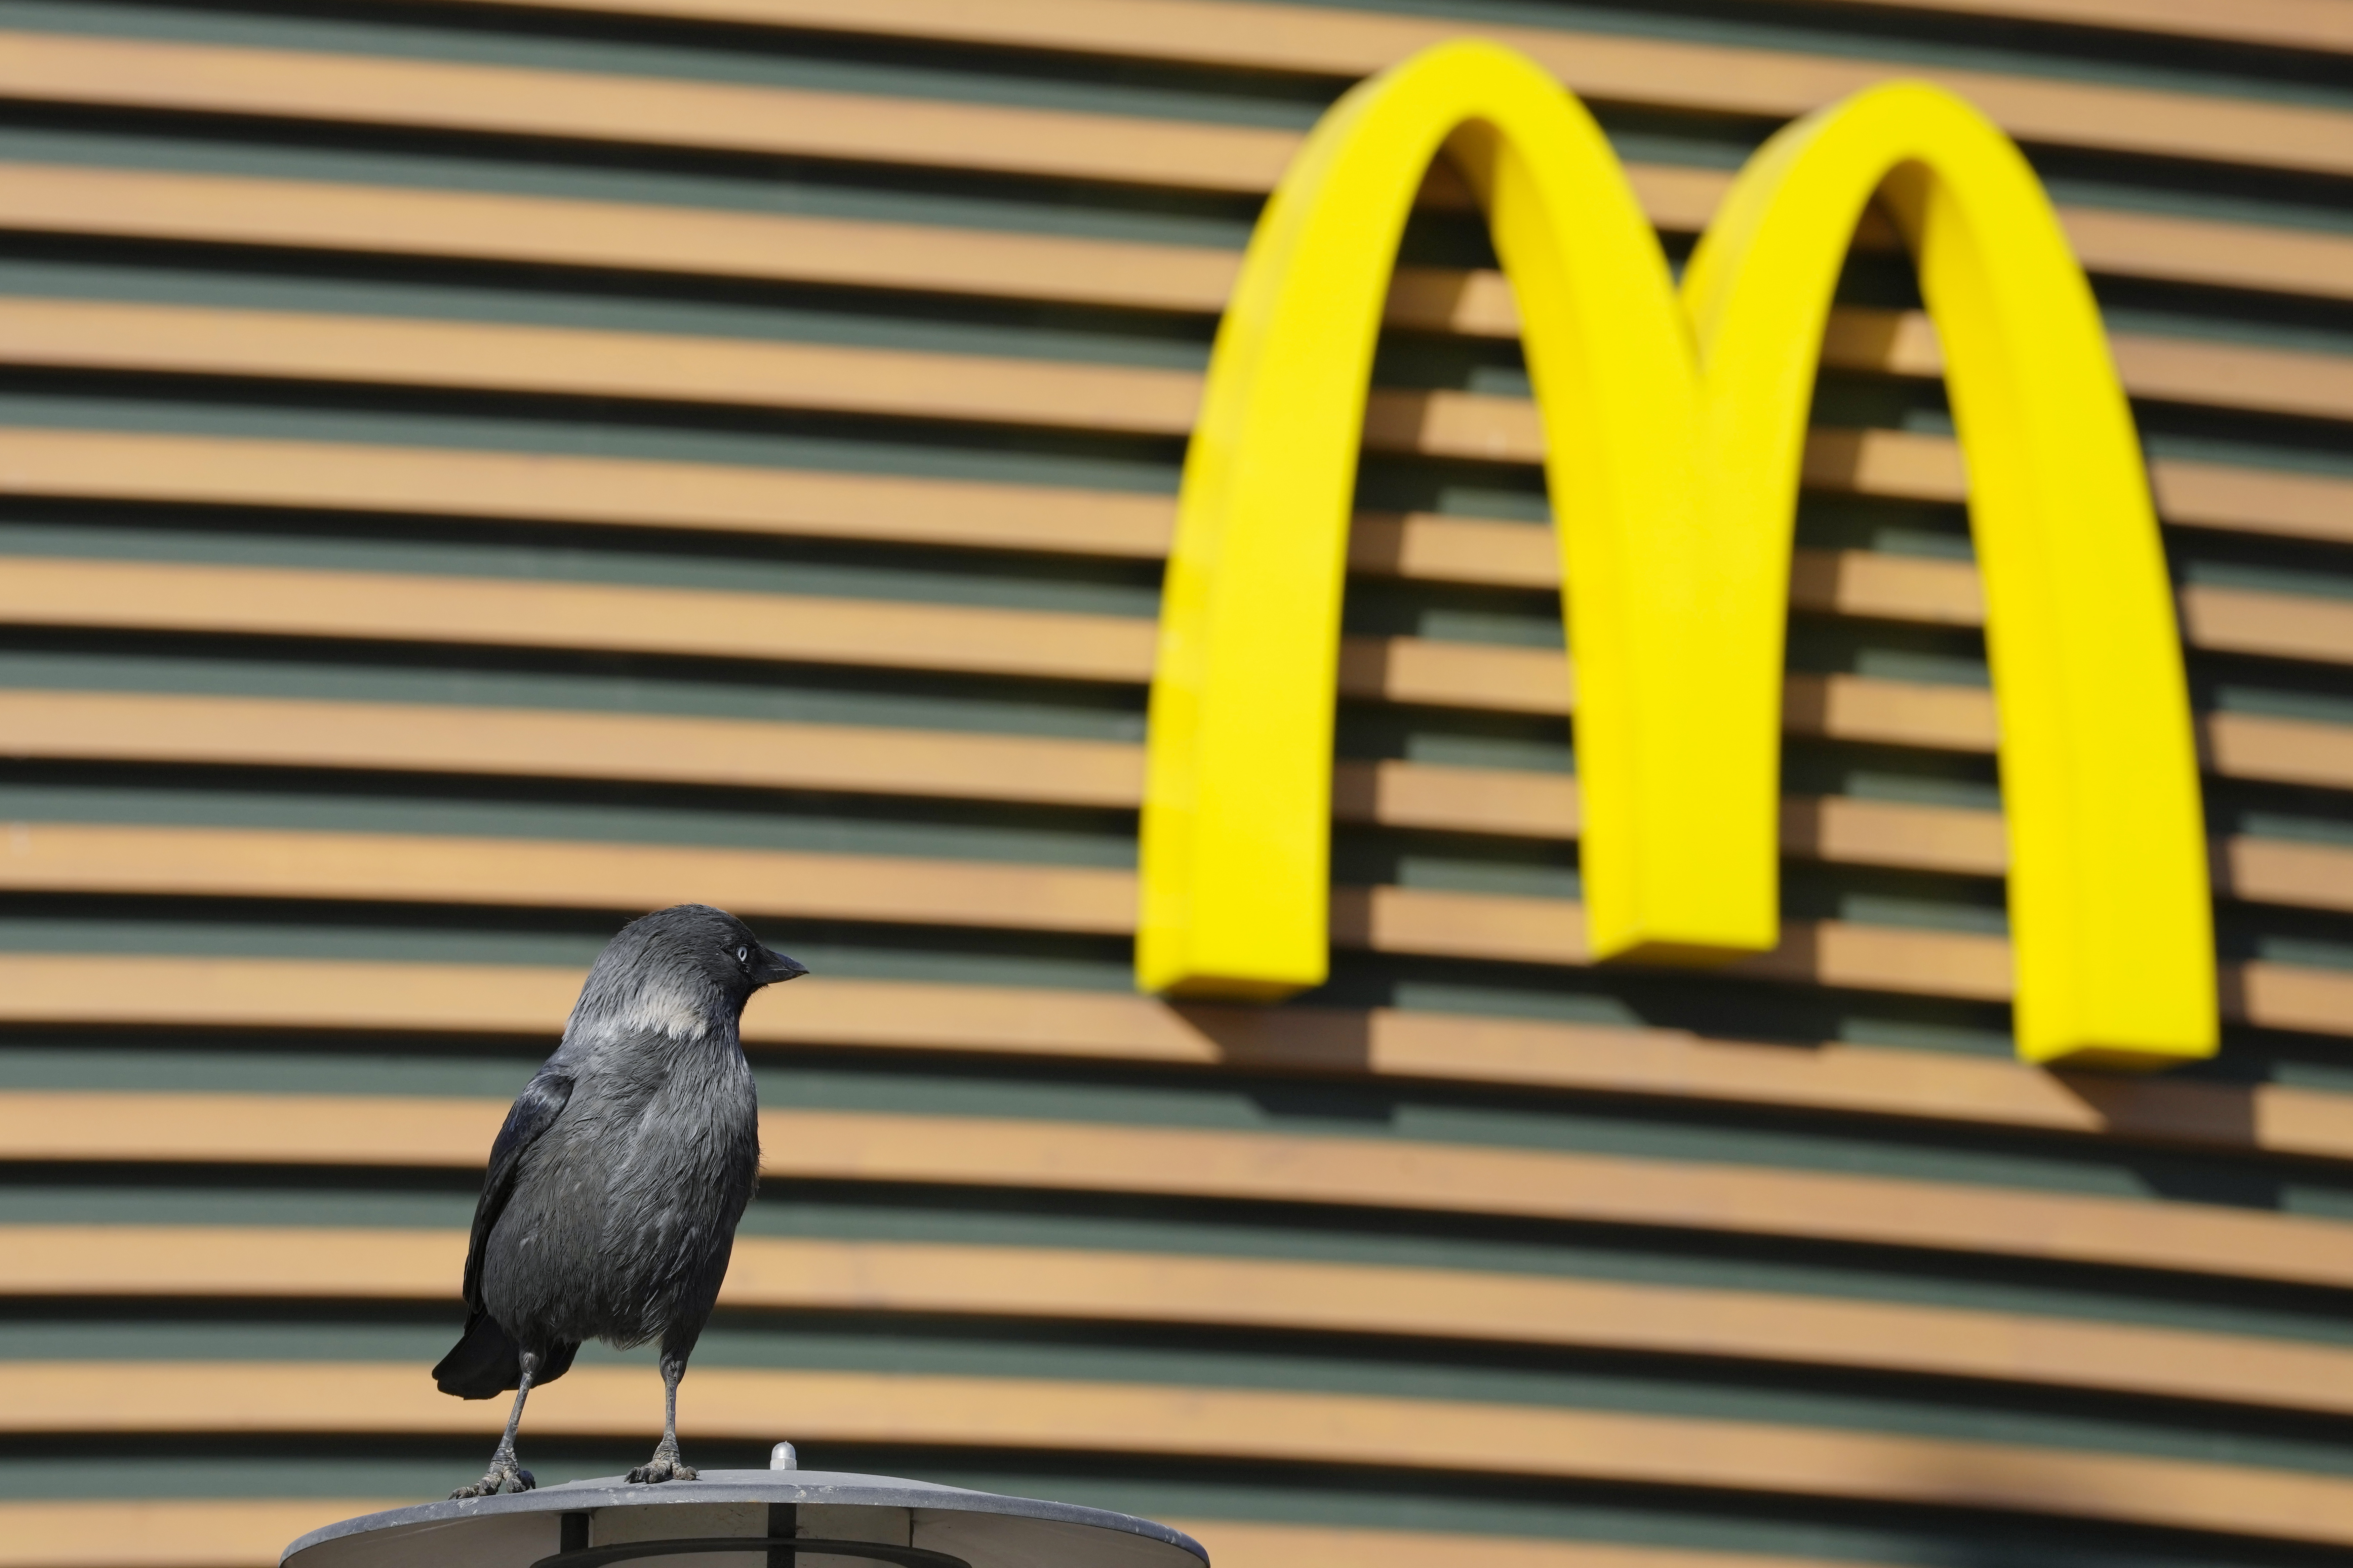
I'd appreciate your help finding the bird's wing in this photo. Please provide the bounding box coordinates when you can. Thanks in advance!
[459,1068,574,1312]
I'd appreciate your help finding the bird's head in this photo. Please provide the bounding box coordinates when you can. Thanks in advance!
[576,904,809,1042]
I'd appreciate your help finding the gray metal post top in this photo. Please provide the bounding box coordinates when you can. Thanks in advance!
[281,1460,1210,1568]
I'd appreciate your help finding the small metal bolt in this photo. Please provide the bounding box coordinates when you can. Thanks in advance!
[770,1442,799,1471]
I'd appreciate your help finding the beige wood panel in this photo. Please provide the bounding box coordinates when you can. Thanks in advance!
[1819,306,2353,426]
[8,159,2349,340]
[2204,709,2353,792]
[9,296,2344,502]
[2154,457,2353,547]
[0,1090,512,1167]
[1757,0,2353,54]
[341,0,2353,177]
[0,162,1253,319]
[758,1109,2353,1287]
[0,823,1144,935]
[16,1360,2353,1545]
[1174,1526,1873,1568]
[0,428,1180,560]
[2180,586,2353,667]
[0,953,593,1036]
[0,553,1164,687]
[6,1092,2353,1286]
[0,1500,1861,1568]
[1782,794,2007,876]
[1781,671,1998,752]
[0,690,1152,810]
[0,954,2344,1157]
[0,1225,465,1299]
[0,298,1210,441]
[1195,193,2282,316]
[0,1501,1858,1568]
[2232,962,2353,1037]
[0,31,1303,195]
[23,1226,2353,1421]
[694,980,2353,1149]
[1796,429,2351,562]
[0,819,2339,1028]
[1402,307,2353,429]
[0,1498,400,1568]
[0,551,2344,794]
[0,687,1588,854]
[2217,835,2353,913]
[10,425,2348,592]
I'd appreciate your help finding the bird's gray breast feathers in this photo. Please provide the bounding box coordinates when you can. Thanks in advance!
[482,1020,759,1349]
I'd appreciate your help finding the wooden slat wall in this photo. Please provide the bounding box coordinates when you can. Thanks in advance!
[2,2,2352,1566]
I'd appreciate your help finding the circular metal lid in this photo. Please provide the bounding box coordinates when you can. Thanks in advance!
[280,1468,1208,1568]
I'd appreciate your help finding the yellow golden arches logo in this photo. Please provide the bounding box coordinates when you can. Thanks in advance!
[1137,39,2215,1071]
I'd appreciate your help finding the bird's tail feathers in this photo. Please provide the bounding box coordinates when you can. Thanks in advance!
[433,1313,582,1398]
[434,1311,518,1398]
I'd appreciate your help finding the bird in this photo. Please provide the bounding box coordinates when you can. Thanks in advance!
[432,904,808,1498]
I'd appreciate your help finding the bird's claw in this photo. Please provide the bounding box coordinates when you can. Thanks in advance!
[628,1453,697,1484]
[451,1461,535,1498]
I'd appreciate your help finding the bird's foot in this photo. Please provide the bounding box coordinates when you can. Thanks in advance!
[450,1459,535,1498]
[628,1447,697,1484]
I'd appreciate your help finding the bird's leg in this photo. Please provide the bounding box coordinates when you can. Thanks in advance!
[452,1351,540,1498]
[628,1348,698,1484]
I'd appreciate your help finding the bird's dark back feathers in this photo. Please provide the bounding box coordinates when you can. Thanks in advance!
[434,905,799,1398]
[434,1067,577,1398]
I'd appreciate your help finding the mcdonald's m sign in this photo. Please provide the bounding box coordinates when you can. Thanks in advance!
[1136,39,2216,1072]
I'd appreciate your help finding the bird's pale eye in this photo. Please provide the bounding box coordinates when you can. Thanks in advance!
[735,946,749,964]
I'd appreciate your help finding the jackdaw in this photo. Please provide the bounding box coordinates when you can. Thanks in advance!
[433,904,807,1497]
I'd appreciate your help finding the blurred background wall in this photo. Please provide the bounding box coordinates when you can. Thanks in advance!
[2,1,2353,1565]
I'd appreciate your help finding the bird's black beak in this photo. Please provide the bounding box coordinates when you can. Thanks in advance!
[755,948,809,985]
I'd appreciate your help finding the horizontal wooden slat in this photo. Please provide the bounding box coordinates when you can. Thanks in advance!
[0,955,2347,1160]
[0,1506,1849,1568]
[1169,1524,1853,1568]
[0,553,2344,797]
[313,0,2353,178]
[1427,297,2353,431]
[2201,707,2353,793]
[0,296,1214,442]
[1762,0,2353,55]
[0,162,1258,319]
[0,821,1156,932]
[8,156,2350,341]
[0,291,1480,459]
[0,30,1303,196]
[2180,585,2353,667]
[1976,198,2353,303]
[7,1091,2353,1290]
[0,687,2339,913]
[1819,305,2353,426]
[0,690,1152,810]
[0,1499,401,1568]
[23,1226,2353,1422]
[1802,426,2353,549]
[0,819,2341,1028]
[1792,552,2353,673]
[14,1359,2353,1546]
[5,29,2352,325]
[0,552,1165,687]
[0,427,1181,559]
[10,296,2346,482]
[0,424,2296,629]
[2217,834,2353,913]
[10,425,2349,605]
